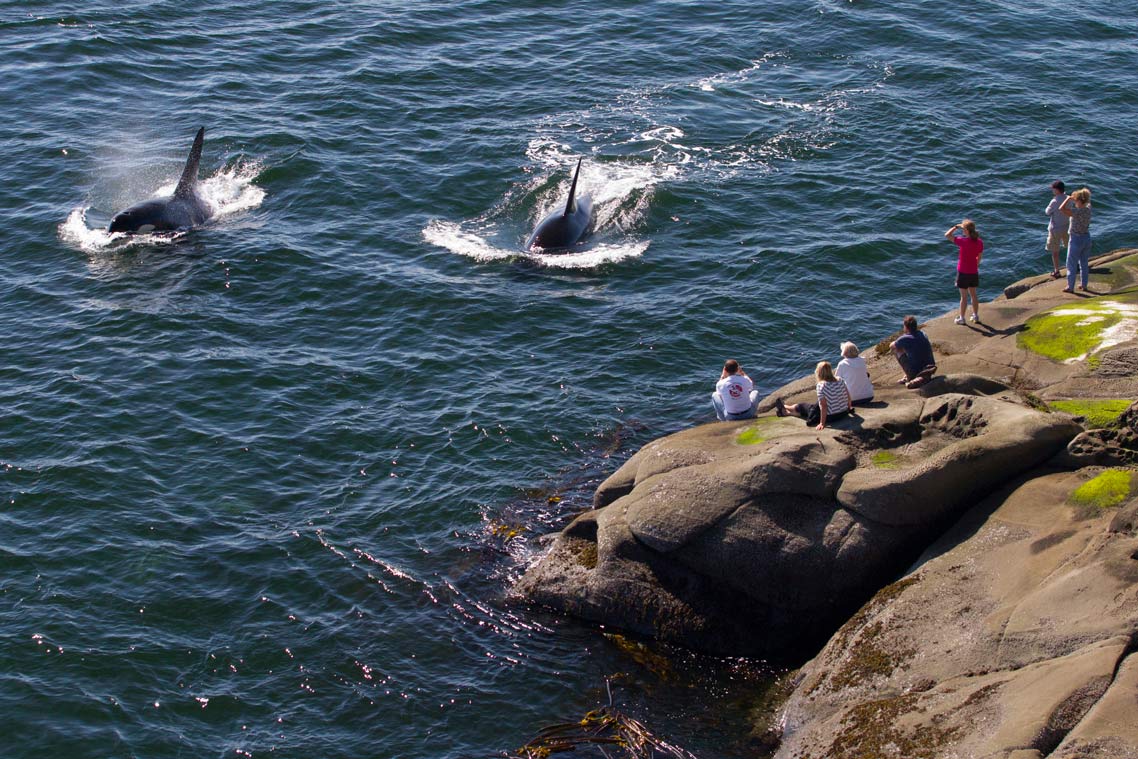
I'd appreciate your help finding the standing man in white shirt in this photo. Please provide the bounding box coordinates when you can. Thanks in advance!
[1045,180,1069,279]
[711,359,759,421]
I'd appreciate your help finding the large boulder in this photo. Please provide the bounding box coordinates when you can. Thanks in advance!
[775,470,1138,759]
[515,396,1080,658]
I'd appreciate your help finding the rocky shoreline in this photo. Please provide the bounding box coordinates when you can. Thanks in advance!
[515,249,1138,758]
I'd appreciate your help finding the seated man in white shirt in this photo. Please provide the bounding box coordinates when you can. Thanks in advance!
[711,359,759,421]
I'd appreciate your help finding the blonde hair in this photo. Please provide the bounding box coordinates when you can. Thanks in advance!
[1072,187,1091,204]
[840,341,859,358]
[815,361,837,382]
[961,219,979,239]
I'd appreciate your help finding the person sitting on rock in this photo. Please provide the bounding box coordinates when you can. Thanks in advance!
[775,361,853,430]
[712,359,759,421]
[890,315,937,389]
[835,341,874,406]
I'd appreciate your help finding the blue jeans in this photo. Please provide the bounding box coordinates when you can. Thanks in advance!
[1067,233,1091,289]
[711,390,759,421]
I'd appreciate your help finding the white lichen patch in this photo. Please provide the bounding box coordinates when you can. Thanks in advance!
[1097,318,1138,352]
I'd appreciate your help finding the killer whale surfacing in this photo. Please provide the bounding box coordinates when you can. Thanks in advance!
[525,158,594,252]
[107,127,214,234]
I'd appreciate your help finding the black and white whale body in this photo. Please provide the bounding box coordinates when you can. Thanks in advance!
[525,158,594,251]
[108,127,213,234]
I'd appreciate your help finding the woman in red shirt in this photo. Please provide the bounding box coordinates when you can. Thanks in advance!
[945,218,983,324]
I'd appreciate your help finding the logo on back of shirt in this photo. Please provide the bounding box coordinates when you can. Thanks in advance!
[728,382,743,399]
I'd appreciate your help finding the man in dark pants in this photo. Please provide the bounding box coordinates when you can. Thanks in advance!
[890,315,936,389]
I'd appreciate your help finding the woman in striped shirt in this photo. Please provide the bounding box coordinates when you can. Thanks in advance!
[775,361,852,430]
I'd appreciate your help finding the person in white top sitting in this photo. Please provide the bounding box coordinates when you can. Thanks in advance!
[834,341,874,406]
[711,359,759,421]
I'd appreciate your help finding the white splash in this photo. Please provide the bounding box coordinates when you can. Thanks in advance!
[58,160,265,254]
[423,149,664,269]
[421,219,649,270]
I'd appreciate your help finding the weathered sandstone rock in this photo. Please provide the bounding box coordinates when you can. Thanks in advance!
[775,471,1138,759]
[516,396,1080,657]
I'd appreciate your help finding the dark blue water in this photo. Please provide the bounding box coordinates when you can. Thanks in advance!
[3,1,1137,756]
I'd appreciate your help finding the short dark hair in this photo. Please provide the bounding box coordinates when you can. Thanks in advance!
[903,315,919,333]
[1051,180,1065,192]
[724,359,740,374]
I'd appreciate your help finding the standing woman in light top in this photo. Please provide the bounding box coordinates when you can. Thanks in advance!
[1059,187,1093,293]
[945,219,983,324]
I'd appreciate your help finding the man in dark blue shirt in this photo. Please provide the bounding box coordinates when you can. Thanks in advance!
[890,315,936,389]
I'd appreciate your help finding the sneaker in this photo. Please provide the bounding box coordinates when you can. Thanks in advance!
[774,398,787,417]
[954,316,965,325]
[970,314,979,323]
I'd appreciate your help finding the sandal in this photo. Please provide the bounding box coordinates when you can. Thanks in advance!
[774,398,787,417]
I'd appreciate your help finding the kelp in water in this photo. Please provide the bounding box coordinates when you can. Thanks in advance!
[504,681,698,759]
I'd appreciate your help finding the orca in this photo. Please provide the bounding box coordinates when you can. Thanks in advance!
[108,127,214,234]
[525,158,594,251]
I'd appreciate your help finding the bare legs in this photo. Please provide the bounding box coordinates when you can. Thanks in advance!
[958,287,979,323]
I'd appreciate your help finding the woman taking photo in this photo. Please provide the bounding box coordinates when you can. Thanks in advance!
[1059,187,1093,293]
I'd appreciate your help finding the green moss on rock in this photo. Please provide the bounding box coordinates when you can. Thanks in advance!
[1069,469,1136,512]
[1017,295,1138,363]
[1019,310,1122,362]
[736,416,792,445]
[1048,398,1132,428]
[872,450,900,469]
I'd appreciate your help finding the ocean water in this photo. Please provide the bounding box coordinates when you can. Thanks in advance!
[2,1,1137,757]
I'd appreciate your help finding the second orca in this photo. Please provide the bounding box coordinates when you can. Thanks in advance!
[525,158,594,252]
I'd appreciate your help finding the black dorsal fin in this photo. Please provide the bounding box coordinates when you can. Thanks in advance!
[563,157,583,217]
[173,127,205,199]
